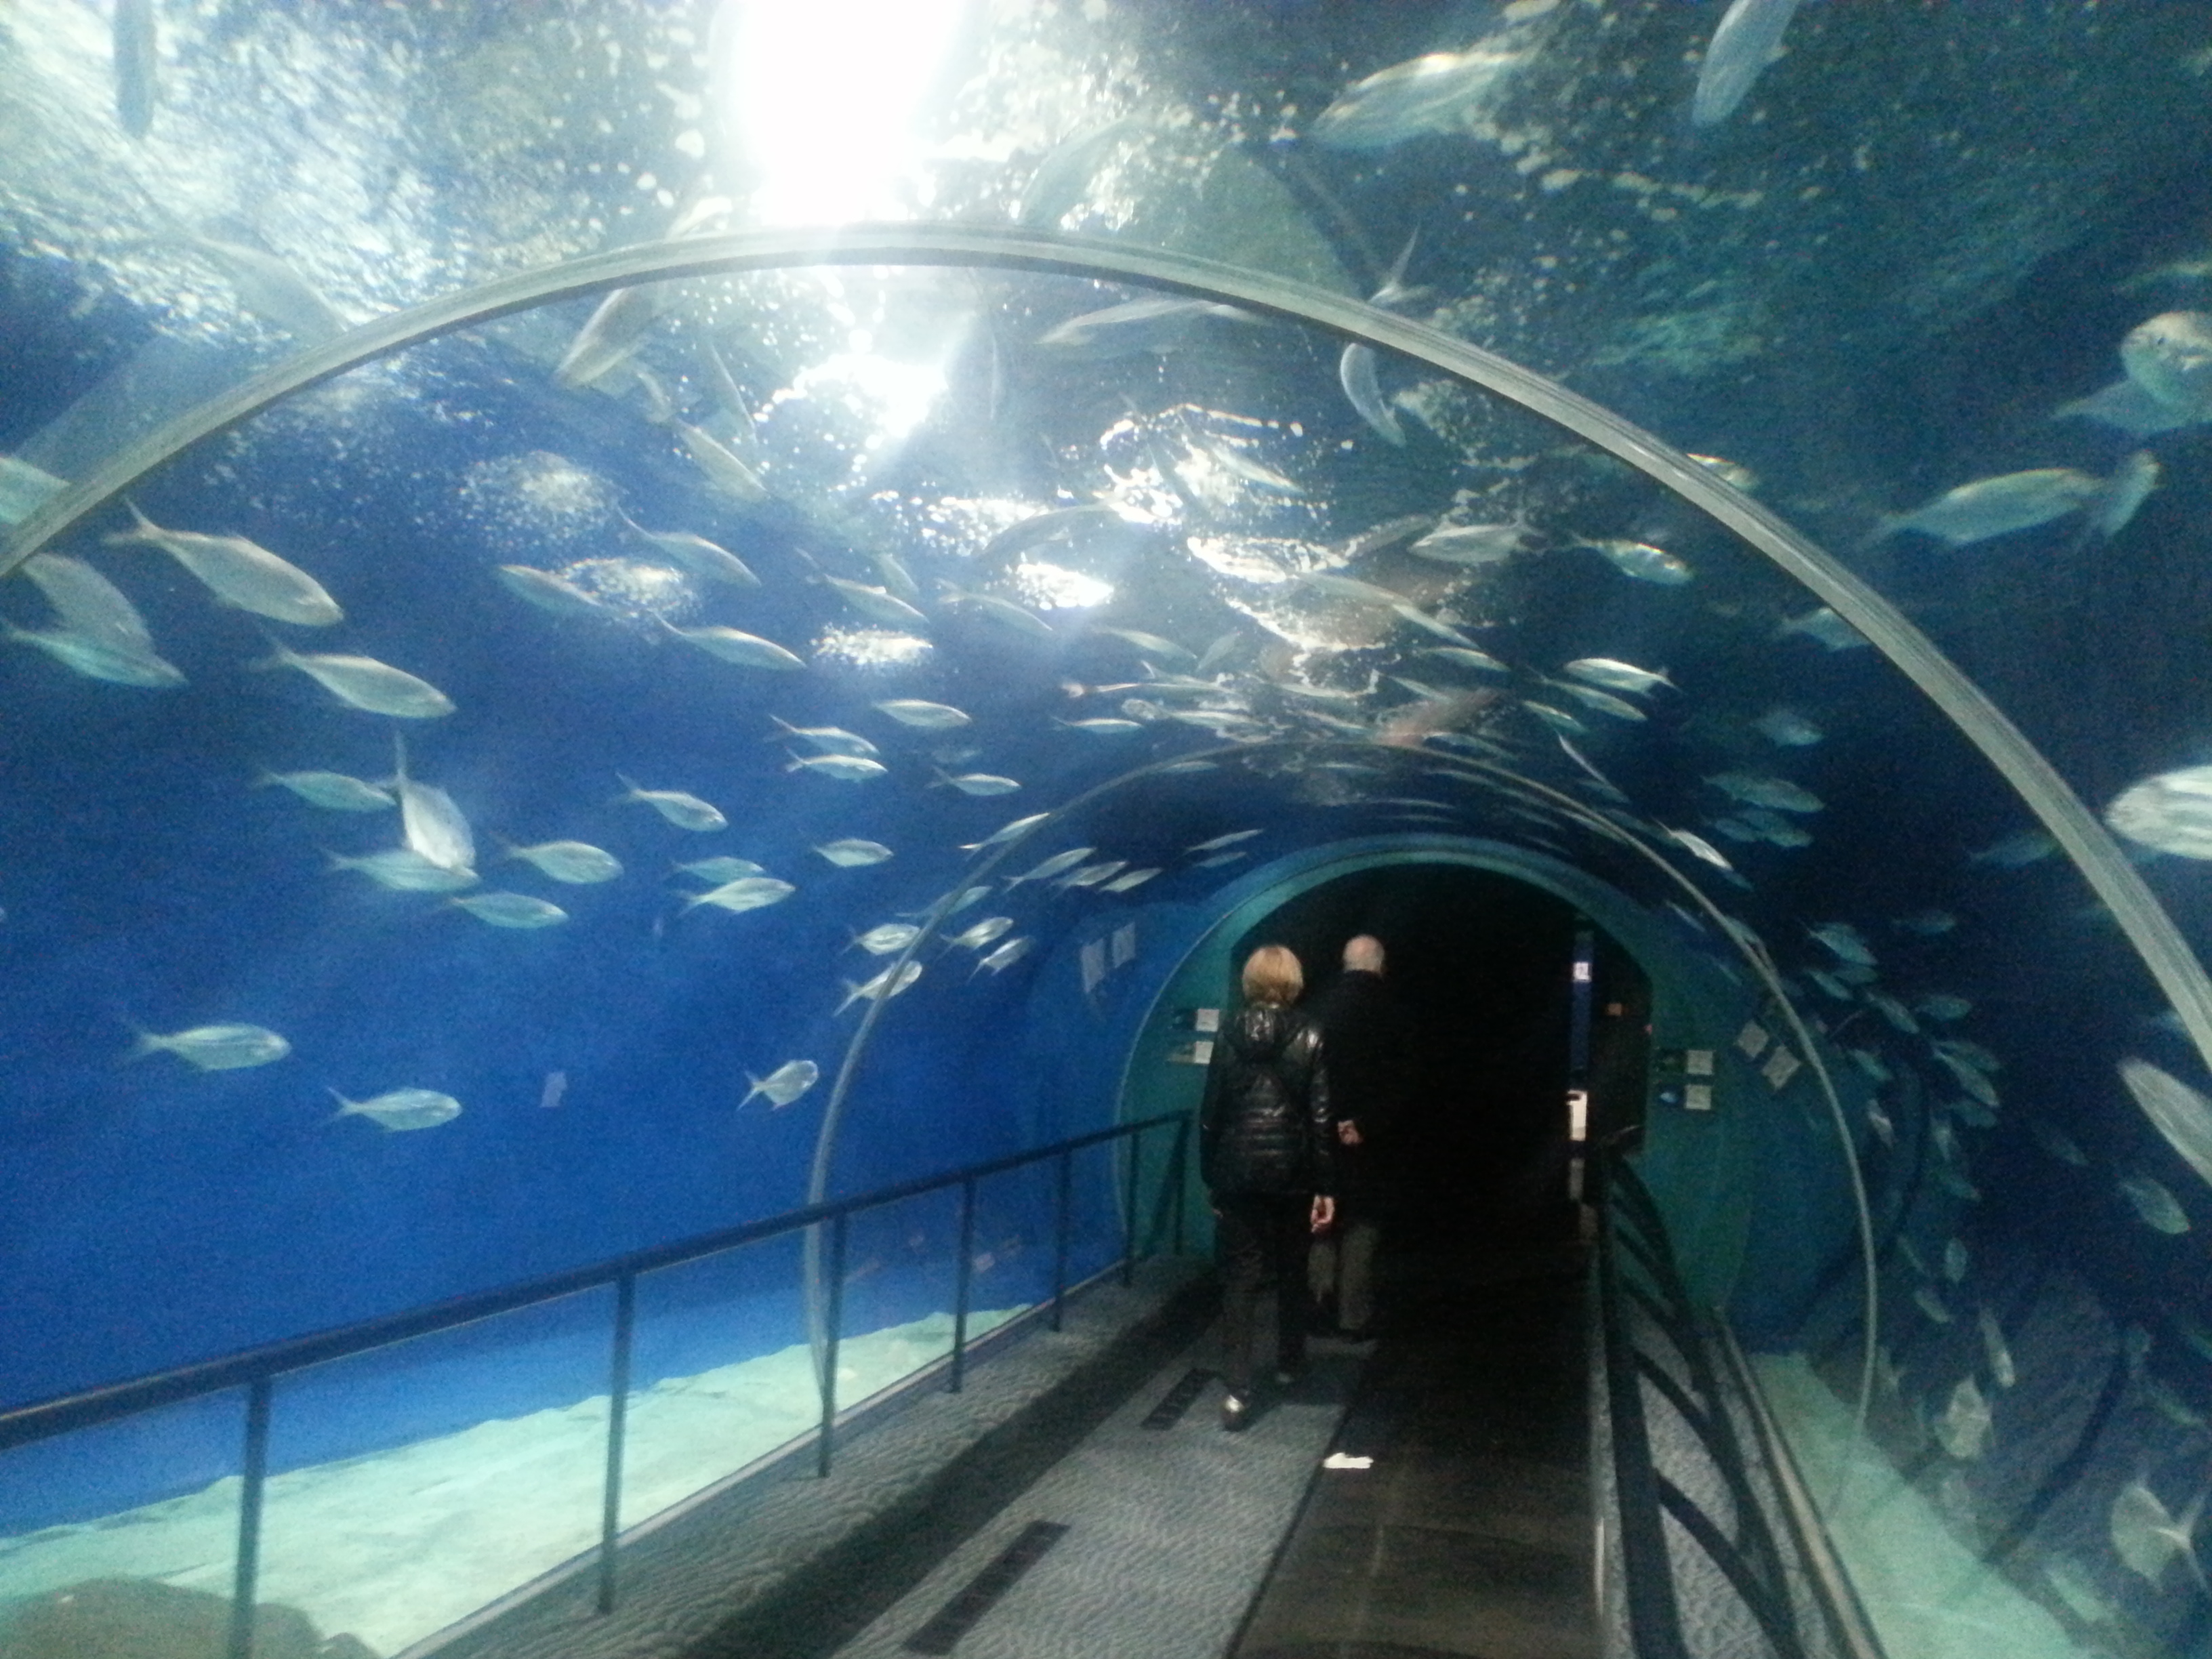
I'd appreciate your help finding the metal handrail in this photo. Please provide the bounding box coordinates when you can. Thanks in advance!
[0,1109,1191,1658]
[1597,1151,1809,1659]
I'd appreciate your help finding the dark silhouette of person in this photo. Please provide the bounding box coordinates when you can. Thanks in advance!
[1307,934,1409,1338]
[1200,943,1334,1431]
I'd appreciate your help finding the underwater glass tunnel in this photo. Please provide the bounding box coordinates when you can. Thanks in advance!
[4,2,2212,1656]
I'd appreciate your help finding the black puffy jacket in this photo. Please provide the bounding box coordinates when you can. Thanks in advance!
[1199,1003,1334,1197]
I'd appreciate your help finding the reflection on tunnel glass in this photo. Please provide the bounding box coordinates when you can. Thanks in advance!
[5,1,2212,1656]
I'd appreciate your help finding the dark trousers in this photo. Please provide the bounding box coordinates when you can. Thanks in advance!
[1214,1192,1311,1396]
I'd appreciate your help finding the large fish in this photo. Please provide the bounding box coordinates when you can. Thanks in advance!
[172,231,346,343]
[743,1059,819,1109]
[1338,344,1406,445]
[672,624,805,671]
[2118,1059,2212,1189]
[2110,1478,2210,1592]
[2106,763,2212,858]
[20,553,159,653]
[325,848,479,893]
[254,642,452,718]
[5,621,184,687]
[1017,117,1141,226]
[329,1087,462,1131]
[1311,47,1527,148]
[392,734,473,874]
[107,502,341,625]
[128,1022,290,1071]
[1692,0,1805,127]
[556,285,670,390]
[1876,468,2105,546]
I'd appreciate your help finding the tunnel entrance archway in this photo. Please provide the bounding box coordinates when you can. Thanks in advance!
[1230,865,1651,1255]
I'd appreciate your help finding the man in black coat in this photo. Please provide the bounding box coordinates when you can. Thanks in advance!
[1307,935,1409,1338]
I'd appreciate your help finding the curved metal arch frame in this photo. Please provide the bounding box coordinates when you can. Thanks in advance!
[8,224,2204,1086]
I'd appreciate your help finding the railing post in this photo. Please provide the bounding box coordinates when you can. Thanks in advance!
[1052,1148,1073,1332]
[596,1273,637,1616]
[817,1213,848,1478]
[950,1175,978,1393]
[225,1376,273,1659]
[1121,1127,1142,1287]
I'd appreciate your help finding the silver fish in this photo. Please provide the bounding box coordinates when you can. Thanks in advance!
[1692,0,1805,127]
[1917,993,1973,1021]
[642,375,770,502]
[2120,310,2212,419]
[497,565,610,619]
[325,847,480,893]
[787,753,888,782]
[255,641,453,718]
[2106,763,2212,858]
[934,769,1021,796]
[1582,539,1693,584]
[2118,1058,2212,1189]
[1192,851,1249,870]
[1914,1287,1954,1325]
[1057,717,1144,735]
[815,839,894,867]
[1708,772,1824,813]
[947,916,1015,951]
[1094,628,1195,668]
[173,232,345,342]
[556,285,670,390]
[2091,450,2161,539]
[21,553,157,652]
[500,838,622,884]
[684,876,796,915]
[673,625,805,671]
[1753,707,1824,747]
[1877,468,2104,546]
[107,502,340,626]
[1978,1309,2017,1389]
[618,514,760,587]
[876,698,972,730]
[5,619,184,686]
[676,857,767,884]
[1565,658,1673,697]
[974,937,1036,976]
[982,504,1130,565]
[1668,830,1734,872]
[1007,846,1095,885]
[1551,682,1647,722]
[1101,867,1163,893]
[1408,521,1525,565]
[1807,922,1876,966]
[1420,645,1512,676]
[329,1086,462,1131]
[1057,860,1128,890]
[1017,116,1141,226]
[1778,606,1868,651]
[852,922,924,956]
[743,1059,819,1109]
[0,455,67,525]
[615,776,726,832]
[1933,1375,1992,1460]
[839,959,924,1012]
[1035,296,1260,357]
[1187,830,1263,854]
[258,769,394,812]
[941,587,1057,642]
[392,735,472,874]
[1943,1239,1969,1282]
[129,1022,290,1071]
[1311,47,1527,148]
[772,718,879,758]
[1968,828,2055,868]
[1338,344,1405,445]
[2111,1477,2211,1592]
[825,576,928,628]
[452,892,568,928]
[1187,435,1300,496]
[961,811,1050,852]
[2119,1172,2191,1235]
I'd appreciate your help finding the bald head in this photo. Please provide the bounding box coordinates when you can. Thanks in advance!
[1343,935,1385,975]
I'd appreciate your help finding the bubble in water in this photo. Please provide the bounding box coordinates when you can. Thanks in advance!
[815,629,935,671]
[457,452,615,557]
[560,557,699,626]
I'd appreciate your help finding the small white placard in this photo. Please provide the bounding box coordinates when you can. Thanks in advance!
[1170,1039,1214,1066]
[1685,1084,1714,1112]
[1322,1452,1374,1470]
[1736,1022,1770,1060]
[1193,1008,1221,1033]
[1111,922,1136,968]
[1762,1047,1802,1090]
[1687,1048,1715,1078]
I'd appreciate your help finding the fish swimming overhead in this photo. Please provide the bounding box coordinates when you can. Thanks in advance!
[1753,707,1824,747]
[2119,1172,2191,1235]
[1564,658,1673,697]
[939,586,1057,642]
[329,1086,462,1131]
[787,751,888,782]
[451,892,569,928]
[555,285,670,390]
[961,811,1049,853]
[672,626,806,672]
[129,1022,291,1071]
[683,876,796,915]
[1692,0,1805,127]
[392,734,473,874]
[325,847,480,893]
[21,553,159,655]
[3,618,184,687]
[1338,344,1406,445]
[2118,1058,2212,1189]
[1778,606,1868,651]
[838,960,924,1013]
[1311,46,1527,148]
[171,231,346,342]
[1876,468,2104,546]
[0,454,67,525]
[2110,1477,2211,1593]
[675,858,767,887]
[640,373,770,503]
[617,514,760,587]
[1034,296,1261,357]
[1409,520,1526,566]
[822,576,928,630]
[1706,772,1824,813]
[499,838,623,884]
[254,641,453,718]
[814,838,894,867]
[1101,867,1162,893]
[615,775,727,832]
[2118,310,2212,422]
[743,1059,819,1109]
[106,502,342,626]
[974,937,1036,976]
[933,769,1021,796]
[1580,539,1694,585]
[1006,846,1095,885]
[947,916,1015,951]
[772,718,880,758]
[1933,1376,1992,1460]
[496,565,610,619]
[2105,764,2212,859]
[258,769,395,812]
[876,698,972,730]
[851,922,923,956]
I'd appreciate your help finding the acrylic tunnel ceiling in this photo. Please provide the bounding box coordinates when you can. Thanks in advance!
[7,0,2212,1416]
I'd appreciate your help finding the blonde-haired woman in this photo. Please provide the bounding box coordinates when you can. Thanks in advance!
[1199,943,1336,1430]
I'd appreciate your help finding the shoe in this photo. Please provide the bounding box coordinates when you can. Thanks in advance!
[1221,1392,1251,1431]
